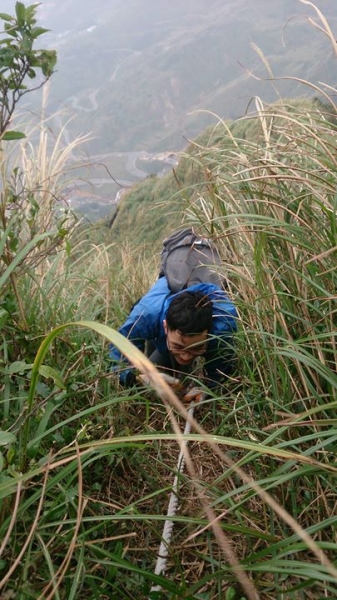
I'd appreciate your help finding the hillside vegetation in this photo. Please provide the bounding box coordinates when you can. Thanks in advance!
[1,4,337,600]
[105,96,333,252]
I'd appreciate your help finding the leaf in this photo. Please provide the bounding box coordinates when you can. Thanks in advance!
[2,130,26,140]
[0,473,19,500]
[0,13,14,21]
[0,431,16,446]
[6,360,33,375]
[0,37,18,47]
[33,400,60,448]
[225,588,237,600]
[0,47,16,65]
[25,4,38,23]
[0,308,9,329]
[15,2,26,25]
[0,230,54,289]
[38,49,57,77]
[35,381,52,398]
[31,26,50,39]
[39,365,66,390]
[3,22,18,38]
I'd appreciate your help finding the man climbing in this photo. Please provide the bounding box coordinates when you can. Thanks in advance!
[109,272,238,394]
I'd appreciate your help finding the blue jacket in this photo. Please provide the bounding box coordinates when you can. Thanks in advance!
[109,276,238,386]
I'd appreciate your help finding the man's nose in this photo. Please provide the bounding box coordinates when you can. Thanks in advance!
[179,350,194,360]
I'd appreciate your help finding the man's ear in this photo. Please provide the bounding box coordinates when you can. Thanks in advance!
[163,319,168,335]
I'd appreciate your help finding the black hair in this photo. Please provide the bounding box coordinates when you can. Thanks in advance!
[166,290,213,334]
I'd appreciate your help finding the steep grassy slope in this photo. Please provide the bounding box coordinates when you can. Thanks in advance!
[2,88,337,599]
[103,96,334,254]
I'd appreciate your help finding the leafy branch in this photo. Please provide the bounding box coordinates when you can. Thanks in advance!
[0,1,57,139]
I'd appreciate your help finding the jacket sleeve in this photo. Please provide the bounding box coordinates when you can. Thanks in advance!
[109,279,168,385]
[203,333,237,388]
[108,308,156,385]
[203,292,238,388]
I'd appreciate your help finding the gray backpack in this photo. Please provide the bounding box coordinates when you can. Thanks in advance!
[159,227,225,293]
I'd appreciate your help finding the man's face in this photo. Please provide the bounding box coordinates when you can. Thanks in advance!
[164,320,208,365]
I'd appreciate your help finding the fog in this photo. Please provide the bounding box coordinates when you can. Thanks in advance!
[2,0,337,218]
[2,0,337,154]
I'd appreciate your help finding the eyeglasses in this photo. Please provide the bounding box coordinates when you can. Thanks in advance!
[168,342,207,357]
[166,333,208,358]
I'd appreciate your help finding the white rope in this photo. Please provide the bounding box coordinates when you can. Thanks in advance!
[150,402,195,594]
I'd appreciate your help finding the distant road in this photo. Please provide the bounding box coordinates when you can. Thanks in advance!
[88,150,178,181]
[125,151,149,178]
[71,150,178,207]
[66,89,100,112]
[65,47,142,111]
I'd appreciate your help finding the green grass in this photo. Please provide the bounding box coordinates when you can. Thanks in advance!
[1,11,337,598]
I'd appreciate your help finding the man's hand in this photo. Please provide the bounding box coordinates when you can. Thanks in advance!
[158,373,181,388]
[137,373,205,403]
[182,387,205,404]
[137,372,181,389]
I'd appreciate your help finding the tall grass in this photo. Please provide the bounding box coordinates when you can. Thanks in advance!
[178,93,337,596]
[1,8,337,600]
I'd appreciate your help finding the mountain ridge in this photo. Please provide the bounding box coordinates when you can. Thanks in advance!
[2,0,337,219]
[5,0,335,154]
